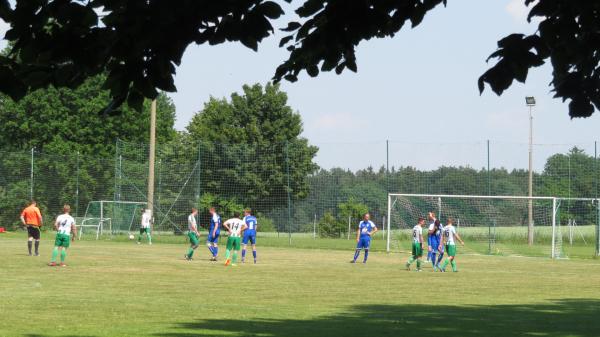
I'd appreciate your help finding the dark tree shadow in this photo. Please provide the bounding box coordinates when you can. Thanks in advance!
[155,299,600,337]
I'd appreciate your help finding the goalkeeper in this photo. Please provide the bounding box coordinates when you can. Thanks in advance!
[184,208,200,261]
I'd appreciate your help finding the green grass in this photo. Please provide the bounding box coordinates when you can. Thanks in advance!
[2,232,600,336]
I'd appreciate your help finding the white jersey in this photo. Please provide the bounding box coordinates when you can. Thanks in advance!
[443,225,457,245]
[428,220,436,232]
[141,211,152,228]
[412,225,422,243]
[56,214,76,235]
[188,214,197,232]
[225,218,245,238]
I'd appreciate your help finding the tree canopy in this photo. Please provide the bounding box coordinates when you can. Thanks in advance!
[0,0,598,117]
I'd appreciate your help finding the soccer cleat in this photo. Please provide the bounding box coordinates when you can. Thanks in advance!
[149,242,152,245]
[137,242,141,245]
[416,269,422,272]
[184,255,192,261]
[254,260,257,264]
[224,259,231,266]
[34,253,39,256]
[405,263,410,271]
[60,263,67,267]
[48,262,57,267]
[231,263,238,267]
[350,260,356,264]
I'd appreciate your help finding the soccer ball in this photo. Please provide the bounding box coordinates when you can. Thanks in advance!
[129,234,135,240]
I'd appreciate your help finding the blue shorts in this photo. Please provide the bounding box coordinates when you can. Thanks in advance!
[242,231,256,245]
[207,232,220,244]
[356,236,371,249]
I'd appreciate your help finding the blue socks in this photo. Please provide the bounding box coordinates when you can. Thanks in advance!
[213,247,218,257]
[431,252,437,268]
[242,249,246,260]
[363,249,369,263]
[252,250,257,262]
[353,249,361,261]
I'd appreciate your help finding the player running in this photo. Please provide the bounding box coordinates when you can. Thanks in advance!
[138,209,152,245]
[439,218,465,272]
[223,212,247,267]
[207,207,221,261]
[20,200,43,256]
[426,212,437,261]
[429,219,445,271]
[405,217,425,271]
[241,208,258,264]
[184,208,200,261]
[350,213,378,264]
[48,205,77,267]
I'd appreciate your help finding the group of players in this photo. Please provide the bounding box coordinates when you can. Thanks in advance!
[20,200,462,271]
[350,211,464,272]
[183,206,258,266]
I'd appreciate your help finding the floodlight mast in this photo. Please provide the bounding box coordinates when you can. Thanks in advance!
[526,96,536,246]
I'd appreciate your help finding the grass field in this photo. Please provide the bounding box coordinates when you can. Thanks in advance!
[2,232,600,337]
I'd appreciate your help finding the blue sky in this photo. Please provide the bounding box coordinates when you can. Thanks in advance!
[2,0,599,171]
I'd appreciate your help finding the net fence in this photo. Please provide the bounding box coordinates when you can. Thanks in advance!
[0,140,598,256]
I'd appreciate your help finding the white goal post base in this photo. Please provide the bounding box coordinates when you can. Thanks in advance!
[386,193,600,259]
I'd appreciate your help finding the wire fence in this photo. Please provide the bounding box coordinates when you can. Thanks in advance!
[1,140,599,245]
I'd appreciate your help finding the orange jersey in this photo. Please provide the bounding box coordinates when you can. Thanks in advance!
[21,205,42,227]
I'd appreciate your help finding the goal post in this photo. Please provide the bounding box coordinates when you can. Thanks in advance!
[79,200,147,239]
[386,193,600,259]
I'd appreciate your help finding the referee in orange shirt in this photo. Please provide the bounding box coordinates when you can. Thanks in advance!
[20,200,43,256]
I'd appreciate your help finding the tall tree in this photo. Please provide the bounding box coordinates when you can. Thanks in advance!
[186,83,318,213]
[0,1,598,118]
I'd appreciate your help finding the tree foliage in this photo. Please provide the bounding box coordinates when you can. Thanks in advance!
[0,0,598,117]
[186,82,318,213]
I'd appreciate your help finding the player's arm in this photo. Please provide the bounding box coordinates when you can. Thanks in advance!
[439,233,446,250]
[71,222,77,241]
[369,226,378,237]
[212,218,219,237]
[37,209,43,226]
[54,219,59,231]
[223,220,231,234]
[20,211,26,225]
[454,232,465,246]
[356,227,361,242]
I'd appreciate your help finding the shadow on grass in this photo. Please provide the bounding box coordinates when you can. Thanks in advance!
[156,299,599,337]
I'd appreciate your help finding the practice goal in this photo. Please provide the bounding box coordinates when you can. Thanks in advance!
[386,194,600,259]
[79,200,147,239]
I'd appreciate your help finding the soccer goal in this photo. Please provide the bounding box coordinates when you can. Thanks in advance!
[386,194,600,259]
[79,200,147,239]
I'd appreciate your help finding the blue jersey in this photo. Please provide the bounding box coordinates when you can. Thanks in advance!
[358,220,377,238]
[243,215,258,233]
[428,223,443,246]
[209,213,221,234]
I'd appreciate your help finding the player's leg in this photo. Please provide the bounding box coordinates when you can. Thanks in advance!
[231,238,240,265]
[241,233,249,263]
[440,244,454,271]
[49,234,60,266]
[224,237,234,266]
[137,228,143,244]
[415,244,423,271]
[449,245,458,272]
[206,235,216,259]
[213,234,219,259]
[436,247,445,268]
[251,235,257,264]
[146,228,152,245]
[406,243,417,270]
[26,226,34,255]
[33,227,41,256]
[352,239,363,263]
[362,238,370,263]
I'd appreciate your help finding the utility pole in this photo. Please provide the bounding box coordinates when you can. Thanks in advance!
[147,99,157,215]
[526,96,536,246]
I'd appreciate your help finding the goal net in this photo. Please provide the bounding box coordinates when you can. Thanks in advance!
[386,194,599,259]
[79,200,147,239]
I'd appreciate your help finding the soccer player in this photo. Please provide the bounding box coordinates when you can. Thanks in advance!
[426,212,437,261]
[223,212,247,266]
[405,217,425,271]
[241,208,258,263]
[350,213,378,264]
[184,208,200,261]
[20,200,43,256]
[207,207,221,261]
[48,205,77,267]
[138,209,152,245]
[429,219,445,271]
[439,218,465,272]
